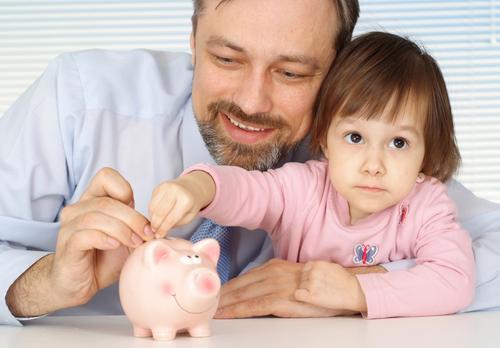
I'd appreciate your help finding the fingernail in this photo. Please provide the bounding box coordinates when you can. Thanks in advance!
[144,225,154,237]
[131,233,143,247]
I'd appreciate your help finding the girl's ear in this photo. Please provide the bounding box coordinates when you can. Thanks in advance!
[321,144,329,159]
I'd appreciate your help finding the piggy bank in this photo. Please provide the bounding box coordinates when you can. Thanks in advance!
[119,237,221,340]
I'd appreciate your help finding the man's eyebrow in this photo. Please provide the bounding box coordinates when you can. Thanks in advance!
[277,54,321,71]
[206,36,321,70]
[206,36,245,52]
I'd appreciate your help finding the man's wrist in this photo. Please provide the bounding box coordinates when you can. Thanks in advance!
[6,254,62,317]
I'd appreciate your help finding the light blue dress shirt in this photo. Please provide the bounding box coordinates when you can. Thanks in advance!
[0,50,499,326]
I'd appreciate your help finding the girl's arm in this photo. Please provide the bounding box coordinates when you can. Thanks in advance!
[150,161,322,239]
[354,180,475,319]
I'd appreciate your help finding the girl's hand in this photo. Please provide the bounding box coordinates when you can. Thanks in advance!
[294,261,368,312]
[148,170,216,238]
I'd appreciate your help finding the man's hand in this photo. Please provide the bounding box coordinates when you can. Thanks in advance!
[149,170,216,238]
[216,259,352,318]
[215,258,386,319]
[294,261,367,312]
[6,168,152,317]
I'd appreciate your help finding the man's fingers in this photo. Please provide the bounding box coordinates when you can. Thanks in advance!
[68,212,144,248]
[215,294,281,319]
[65,229,121,253]
[220,264,272,296]
[215,295,337,319]
[62,197,151,242]
[294,289,313,303]
[80,167,134,205]
[219,278,275,308]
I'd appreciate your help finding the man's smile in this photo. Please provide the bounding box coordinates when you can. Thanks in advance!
[219,111,276,144]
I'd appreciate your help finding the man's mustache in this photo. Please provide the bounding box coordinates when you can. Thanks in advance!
[208,100,287,129]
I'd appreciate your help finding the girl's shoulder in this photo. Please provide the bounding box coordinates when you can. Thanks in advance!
[407,175,457,213]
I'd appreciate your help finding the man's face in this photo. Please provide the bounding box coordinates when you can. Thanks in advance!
[191,0,337,170]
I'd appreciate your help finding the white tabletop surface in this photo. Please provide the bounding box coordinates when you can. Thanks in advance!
[1,312,499,348]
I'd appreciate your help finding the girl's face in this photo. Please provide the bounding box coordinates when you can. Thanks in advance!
[324,107,426,225]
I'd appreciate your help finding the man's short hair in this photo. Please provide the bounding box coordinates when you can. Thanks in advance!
[192,0,360,52]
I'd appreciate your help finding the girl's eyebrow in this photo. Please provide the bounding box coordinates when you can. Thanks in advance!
[335,117,421,136]
[394,125,420,137]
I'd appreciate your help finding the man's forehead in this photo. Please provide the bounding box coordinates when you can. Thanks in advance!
[198,0,337,63]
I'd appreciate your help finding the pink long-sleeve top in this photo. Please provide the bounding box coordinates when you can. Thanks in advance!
[188,160,475,319]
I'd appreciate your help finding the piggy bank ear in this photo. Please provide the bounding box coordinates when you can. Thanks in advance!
[193,238,220,265]
[144,240,174,270]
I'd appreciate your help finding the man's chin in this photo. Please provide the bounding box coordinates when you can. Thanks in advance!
[214,142,282,171]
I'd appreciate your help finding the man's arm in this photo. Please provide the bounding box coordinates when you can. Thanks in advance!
[4,168,152,320]
[215,258,385,318]
[0,55,151,325]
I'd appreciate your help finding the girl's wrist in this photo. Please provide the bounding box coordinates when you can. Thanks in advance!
[183,170,216,209]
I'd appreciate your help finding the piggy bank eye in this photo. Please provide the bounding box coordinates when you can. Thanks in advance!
[180,255,192,265]
[192,255,202,264]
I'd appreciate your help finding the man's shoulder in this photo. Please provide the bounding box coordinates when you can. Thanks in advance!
[59,49,194,118]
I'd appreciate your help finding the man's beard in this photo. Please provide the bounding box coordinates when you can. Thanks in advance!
[196,100,298,171]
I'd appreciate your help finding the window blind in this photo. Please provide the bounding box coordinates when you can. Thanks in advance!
[0,0,499,203]
[355,0,500,203]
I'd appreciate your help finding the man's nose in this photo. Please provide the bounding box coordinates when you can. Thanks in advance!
[232,70,273,116]
[361,147,386,176]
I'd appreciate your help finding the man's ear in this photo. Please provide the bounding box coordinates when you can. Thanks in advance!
[190,32,196,66]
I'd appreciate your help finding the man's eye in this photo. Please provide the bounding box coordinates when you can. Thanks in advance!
[389,137,408,149]
[279,70,305,80]
[344,132,364,144]
[214,55,235,65]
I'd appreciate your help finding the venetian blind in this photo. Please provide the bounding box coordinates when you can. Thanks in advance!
[355,0,500,203]
[0,0,499,203]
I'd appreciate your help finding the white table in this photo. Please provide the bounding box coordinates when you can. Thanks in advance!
[1,312,499,348]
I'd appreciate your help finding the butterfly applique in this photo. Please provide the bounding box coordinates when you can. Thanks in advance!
[353,244,378,265]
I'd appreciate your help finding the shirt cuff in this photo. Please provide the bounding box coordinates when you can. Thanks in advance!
[355,273,385,319]
[381,259,416,272]
[0,249,52,326]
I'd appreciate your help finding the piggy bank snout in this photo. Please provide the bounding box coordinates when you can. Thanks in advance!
[193,270,221,297]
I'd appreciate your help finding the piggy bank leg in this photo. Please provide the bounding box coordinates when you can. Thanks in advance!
[188,323,211,338]
[133,326,152,338]
[151,327,177,341]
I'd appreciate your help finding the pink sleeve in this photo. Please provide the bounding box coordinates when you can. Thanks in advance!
[183,162,323,240]
[356,180,475,319]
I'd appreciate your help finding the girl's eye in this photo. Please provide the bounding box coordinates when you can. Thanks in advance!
[344,132,364,144]
[389,137,408,149]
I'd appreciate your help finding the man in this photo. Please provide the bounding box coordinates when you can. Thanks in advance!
[0,0,499,326]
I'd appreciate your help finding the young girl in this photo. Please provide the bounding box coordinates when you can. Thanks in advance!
[148,32,475,319]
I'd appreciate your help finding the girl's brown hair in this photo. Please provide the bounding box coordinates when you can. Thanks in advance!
[311,31,460,182]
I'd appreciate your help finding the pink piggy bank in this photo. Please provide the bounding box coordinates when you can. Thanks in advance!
[119,237,221,340]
